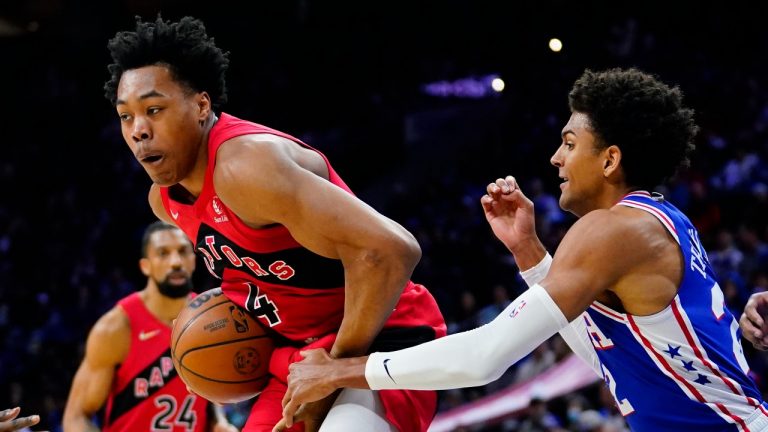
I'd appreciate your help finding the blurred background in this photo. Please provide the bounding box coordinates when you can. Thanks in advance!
[2,1,768,431]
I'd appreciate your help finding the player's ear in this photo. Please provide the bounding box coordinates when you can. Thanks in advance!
[139,257,151,276]
[197,92,212,124]
[603,145,622,177]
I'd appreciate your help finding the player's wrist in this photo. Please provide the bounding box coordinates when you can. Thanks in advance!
[333,356,371,389]
[520,252,552,287]
[508,237,547,270]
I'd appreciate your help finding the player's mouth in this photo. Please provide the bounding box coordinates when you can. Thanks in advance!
[559,175,569,189]
[167,271,188,284]
[136,150,165,166]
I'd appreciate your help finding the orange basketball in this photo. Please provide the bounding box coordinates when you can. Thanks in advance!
[171,288,273,404]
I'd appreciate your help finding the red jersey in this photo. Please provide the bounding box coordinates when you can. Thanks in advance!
[160,113,447,431]
[103,293,209,432]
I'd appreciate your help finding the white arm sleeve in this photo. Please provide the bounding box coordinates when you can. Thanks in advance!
[365,284,568,390]
[521,253,601,375]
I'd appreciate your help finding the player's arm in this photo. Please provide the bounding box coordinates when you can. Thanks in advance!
[484,176,600,373]
[63,308,130,432]
[278,211,640,425]
[214,136,419,357]
[148,183,174,224]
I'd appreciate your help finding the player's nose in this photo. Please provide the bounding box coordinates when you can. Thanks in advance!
[131,117,152,143]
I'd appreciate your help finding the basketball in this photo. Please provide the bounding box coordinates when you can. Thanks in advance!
[171,288,273,404]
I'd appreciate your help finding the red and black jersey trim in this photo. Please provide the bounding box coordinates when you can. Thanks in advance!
[106,348,176,423]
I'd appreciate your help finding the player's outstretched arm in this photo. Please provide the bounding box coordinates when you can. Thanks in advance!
[63,308,129,432]
[0,407,40,432]
[279,210,637,429]
[740,291,768,350]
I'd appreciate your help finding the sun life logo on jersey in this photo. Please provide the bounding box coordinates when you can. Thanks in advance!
[212,196,229,223]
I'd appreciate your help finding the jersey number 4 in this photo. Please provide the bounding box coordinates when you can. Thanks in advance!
[245,282,282,327]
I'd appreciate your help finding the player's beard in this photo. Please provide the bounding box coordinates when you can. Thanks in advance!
[156,275,193,299]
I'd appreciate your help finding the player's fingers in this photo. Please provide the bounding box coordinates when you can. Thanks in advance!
[281,401,301,429]
[0,408,19,422]
[272,417,288,432]
[281,385,293,409]
[486,182,501,196]
[743,306,765,330]
[0,415,40,432]
[494,178,512,194]
[505,176,519,191]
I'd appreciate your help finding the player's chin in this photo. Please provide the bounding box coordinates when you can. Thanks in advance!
[146,167,180,186]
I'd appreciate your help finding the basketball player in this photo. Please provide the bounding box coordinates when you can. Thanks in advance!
[739,291,768,350]
[63,221,237,432]
[281,68,768,431]
[103,16,446,432]
[0,407,40,432]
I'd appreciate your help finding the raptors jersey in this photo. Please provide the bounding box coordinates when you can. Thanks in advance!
[103,293,208,432]
[580,191,768,431]
[160,113,446,432]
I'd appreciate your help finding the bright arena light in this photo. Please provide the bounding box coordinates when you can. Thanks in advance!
[549,38,563,52]
[491,78,505,92]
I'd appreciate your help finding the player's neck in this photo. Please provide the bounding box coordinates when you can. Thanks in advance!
[177,114,216,197]
[140,288,190,326]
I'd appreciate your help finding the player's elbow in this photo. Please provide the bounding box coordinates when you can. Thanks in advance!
[399,231,422,268]
[364,231,421,272]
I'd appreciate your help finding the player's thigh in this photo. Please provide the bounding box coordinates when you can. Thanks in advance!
[318,388,397,432]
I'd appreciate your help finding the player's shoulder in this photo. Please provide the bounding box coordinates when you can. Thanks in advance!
[213,134,302,196]
[89,305,130,343]
[218,133,295,162]
[565,208,656,256]
[569,208,636,239]
[85,306,130,364]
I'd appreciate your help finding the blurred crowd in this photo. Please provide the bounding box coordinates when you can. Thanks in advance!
[2,2,768,431]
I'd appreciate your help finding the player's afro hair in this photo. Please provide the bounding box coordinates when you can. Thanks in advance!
[104,15,229,109]
[568,68,698,190]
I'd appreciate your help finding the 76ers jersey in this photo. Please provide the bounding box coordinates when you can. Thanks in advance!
[580,191,768,431]
[103,293,208,432]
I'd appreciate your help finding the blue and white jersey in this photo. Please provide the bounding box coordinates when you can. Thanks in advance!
[581,191,768,432]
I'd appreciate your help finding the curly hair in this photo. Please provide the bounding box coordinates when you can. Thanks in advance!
[568,68,698,190]
[104,15,230,109]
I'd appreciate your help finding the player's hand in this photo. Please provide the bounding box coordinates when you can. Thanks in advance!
[480,176,537,251]
[273,395,336,432]
[739,292,768,350]
[0,407,41,432]
[274,349,341,431]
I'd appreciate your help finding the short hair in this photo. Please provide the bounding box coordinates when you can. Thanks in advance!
[568,68,698,190]
[104,15,230,108]
[141,220,182,258]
